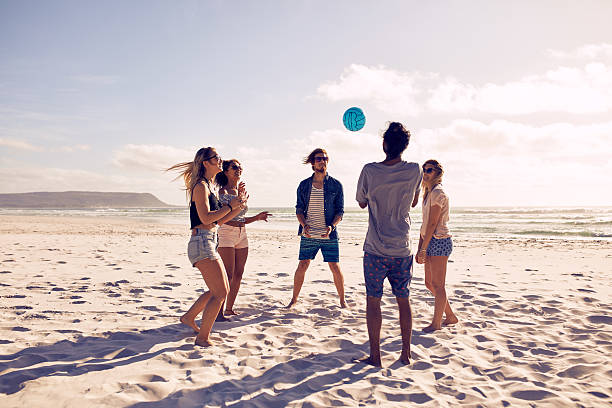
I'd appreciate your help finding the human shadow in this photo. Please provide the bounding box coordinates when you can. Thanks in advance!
[0,305,311,396]
[127,340,380,408]
[0,323,196,395]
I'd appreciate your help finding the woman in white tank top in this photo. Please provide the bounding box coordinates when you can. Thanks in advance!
[416,159,458,333]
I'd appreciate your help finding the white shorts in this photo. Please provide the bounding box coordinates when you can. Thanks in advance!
[218,224,249,249]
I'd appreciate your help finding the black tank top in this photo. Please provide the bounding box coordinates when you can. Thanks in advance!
[189,181,222,229]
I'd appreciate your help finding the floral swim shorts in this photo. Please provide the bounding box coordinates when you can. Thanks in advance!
[363,252,413,298]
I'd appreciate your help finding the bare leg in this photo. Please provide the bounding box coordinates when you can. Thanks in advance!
[328,262,347,308]
[193,258,229,346]
[180,291,212,332]
[360,295,382,367]
[396,296,412,364]
[426,257,457,325]
[423,255,454,333]
[226,247,248,313]
[287,259,310,308]
[217,247,235,321]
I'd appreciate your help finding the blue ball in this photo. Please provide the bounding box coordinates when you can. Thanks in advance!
[343,107,365,131]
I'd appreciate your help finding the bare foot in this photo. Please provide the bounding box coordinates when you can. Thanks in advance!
[340,300,347,308]
[180,314,200,333]
[286,299,298,308]
[215,314,231,322]
[443,316,458,326]
[225,309,238,316]
[194,338,213,347]
[423,324,442,333]
[399,351,411,365]
[356,356,382,367]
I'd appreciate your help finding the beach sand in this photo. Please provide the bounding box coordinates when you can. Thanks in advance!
[1,215,611,407]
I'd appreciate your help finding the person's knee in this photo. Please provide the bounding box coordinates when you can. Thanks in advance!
[211,285,229,301]
[431,281,445,293]
[328,262,342,274]
[425,281,434,292]
[297,259,310,270]
[366,296,381,309]
[232,268,244,280]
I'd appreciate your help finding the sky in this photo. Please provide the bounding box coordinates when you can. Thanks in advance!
[1,0,611,207]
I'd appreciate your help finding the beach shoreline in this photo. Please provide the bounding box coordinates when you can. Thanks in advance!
[1,215,610,407]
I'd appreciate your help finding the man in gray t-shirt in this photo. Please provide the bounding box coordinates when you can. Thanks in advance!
[355,122,422,367]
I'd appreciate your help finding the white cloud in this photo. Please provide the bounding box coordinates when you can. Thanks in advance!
[317,64,425,116]
[319,59,612,116]
[410,119,612,206]
[0,137,43,151]
[112,144,196,172]
[429,63,612,115]
[547,43,612,60]
[0,136,91,153]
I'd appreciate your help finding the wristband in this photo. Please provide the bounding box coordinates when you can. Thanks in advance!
[227,203,233,212]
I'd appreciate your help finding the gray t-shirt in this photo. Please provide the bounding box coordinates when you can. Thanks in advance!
[356,161,422,257]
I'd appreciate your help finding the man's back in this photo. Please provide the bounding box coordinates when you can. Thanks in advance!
[356,161,422,258]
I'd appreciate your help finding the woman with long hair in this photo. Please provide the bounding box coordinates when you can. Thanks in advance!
[416,159,458,333]
[215,159,270,316]
[167,147,247,346]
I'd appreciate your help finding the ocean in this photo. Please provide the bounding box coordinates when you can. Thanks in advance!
[2,207,611,240]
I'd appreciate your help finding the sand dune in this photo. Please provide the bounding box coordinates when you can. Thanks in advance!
[1,215,611,407]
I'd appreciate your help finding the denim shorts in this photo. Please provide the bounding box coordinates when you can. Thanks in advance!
[187,228,219,266]
[363,252,413,298]
[426,236,453,257]
[298,237,339,263]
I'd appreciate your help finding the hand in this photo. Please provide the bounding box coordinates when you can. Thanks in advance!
[415,249,426,264]
[321,225,332,238]
[237,182,248,202]
[303,224,311,238]
[257,211,271,222]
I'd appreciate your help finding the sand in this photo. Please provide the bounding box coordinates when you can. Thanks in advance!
[0,215,611,407]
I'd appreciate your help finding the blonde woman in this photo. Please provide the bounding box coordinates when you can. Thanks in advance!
[167,147,247,347]
[215,159,270,316]
[416,159,458,333]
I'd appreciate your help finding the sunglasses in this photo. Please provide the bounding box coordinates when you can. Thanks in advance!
[314,156,329,162]
[423,167,436,174]
[230,164,242,171]
[204,154,221,162]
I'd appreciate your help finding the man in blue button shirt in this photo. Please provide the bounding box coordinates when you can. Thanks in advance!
[287,148,346,308]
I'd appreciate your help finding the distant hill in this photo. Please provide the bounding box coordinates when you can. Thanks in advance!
[0,191,176,208]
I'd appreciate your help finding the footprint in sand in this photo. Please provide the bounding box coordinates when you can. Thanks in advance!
[511,390,557,401]
[587,315,612,325]
[141,305,162,312]
[0,271,11,274]
[578,288,595,293]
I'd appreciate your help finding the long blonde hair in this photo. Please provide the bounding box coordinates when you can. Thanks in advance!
[167,147,216,202]
[422,159,444,203]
